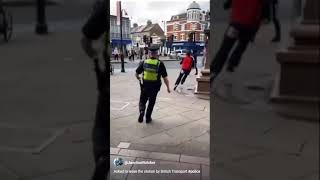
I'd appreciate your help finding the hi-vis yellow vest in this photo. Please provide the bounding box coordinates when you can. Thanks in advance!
[143,59,160,81]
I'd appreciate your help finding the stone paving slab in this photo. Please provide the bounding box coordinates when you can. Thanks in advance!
[117,142,131,149]
[0,126,66,154]
[148,152,180,162]
[0,163,18,180]
[176,134,210,157]
[0,136,94,179]
[226,152,317,180]
[118,149,150,159]
[180,155,210,166]
[111,147,121,155]
[211,165,253,180]
[112,147,209,166]
[165,120,209,143]
[27,164,93,180]
[212,143,265,165]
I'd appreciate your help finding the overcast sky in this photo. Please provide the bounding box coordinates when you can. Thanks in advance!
[110,0,210,29]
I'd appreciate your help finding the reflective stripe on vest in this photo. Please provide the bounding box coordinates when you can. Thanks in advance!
[143,59,160,81]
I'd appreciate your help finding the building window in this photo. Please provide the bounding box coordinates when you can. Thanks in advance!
[192,24,196,30]
[174,33,178,40]
[174,24,179,31]
[200,34,204,41]
[180,34,185,41]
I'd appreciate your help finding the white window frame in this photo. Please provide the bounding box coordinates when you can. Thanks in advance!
[174,33,178,40]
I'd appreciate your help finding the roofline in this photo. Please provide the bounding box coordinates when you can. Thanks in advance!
[187,7,201,10]
[110,15,130,19]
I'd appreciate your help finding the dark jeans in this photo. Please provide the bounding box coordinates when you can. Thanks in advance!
[175,69,191,85]
[210,24,254,78]
[193,56,198,74]
[139,88,159,118]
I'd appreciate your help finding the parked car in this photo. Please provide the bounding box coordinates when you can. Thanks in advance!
[169,49,188,60]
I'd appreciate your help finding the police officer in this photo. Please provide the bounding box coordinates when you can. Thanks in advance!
[136,45,171,123]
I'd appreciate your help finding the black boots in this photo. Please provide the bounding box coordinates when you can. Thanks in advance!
[138,112,152,123]
[146,117,152,123]
[138,112,144,123]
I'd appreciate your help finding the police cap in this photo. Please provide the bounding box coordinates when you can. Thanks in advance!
[148,44,159,52]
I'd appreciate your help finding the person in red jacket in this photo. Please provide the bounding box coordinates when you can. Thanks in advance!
[174,51,194,91]
[211,0,266,83]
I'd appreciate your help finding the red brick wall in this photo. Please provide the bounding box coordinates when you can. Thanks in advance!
[167,25,173,32]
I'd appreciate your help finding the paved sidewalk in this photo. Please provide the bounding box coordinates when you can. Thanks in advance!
[110,68,209,179]
[110,69,209,157]
[0,31,102,180]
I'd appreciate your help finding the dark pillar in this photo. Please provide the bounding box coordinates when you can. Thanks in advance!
[271,0,320,121]
[194,2,213,98]
[119,3,125,73]
[35,0,48,34]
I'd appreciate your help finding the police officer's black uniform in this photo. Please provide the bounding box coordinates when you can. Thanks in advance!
[136,46,168,123]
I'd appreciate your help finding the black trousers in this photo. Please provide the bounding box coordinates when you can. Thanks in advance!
[139,88,159,118]
[210,24,254,77]
[175,69,191,85]
[193,56,198,74]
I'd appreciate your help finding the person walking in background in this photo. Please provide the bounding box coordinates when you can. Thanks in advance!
[211,0,265,83]
[270,0,281,42]
[114,48,119,60]
[140,48,143,60]
[174,51,194,91]
[144,47,149,60]
[131,49,135,61]
[192,49,198,75]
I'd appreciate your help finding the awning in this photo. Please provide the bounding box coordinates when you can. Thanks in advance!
[111,39,132,45]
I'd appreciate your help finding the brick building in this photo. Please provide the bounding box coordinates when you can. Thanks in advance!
[166,1,210,52]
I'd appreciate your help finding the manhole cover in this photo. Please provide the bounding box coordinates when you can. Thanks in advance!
[0,125,66,154]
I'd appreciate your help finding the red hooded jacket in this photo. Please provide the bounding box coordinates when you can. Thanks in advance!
[181,56,193,71]
[230,0,264,27]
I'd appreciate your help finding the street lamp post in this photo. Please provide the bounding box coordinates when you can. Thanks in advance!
[162,20,166,55]
[119,5,125,73]
[35,0,48,34]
